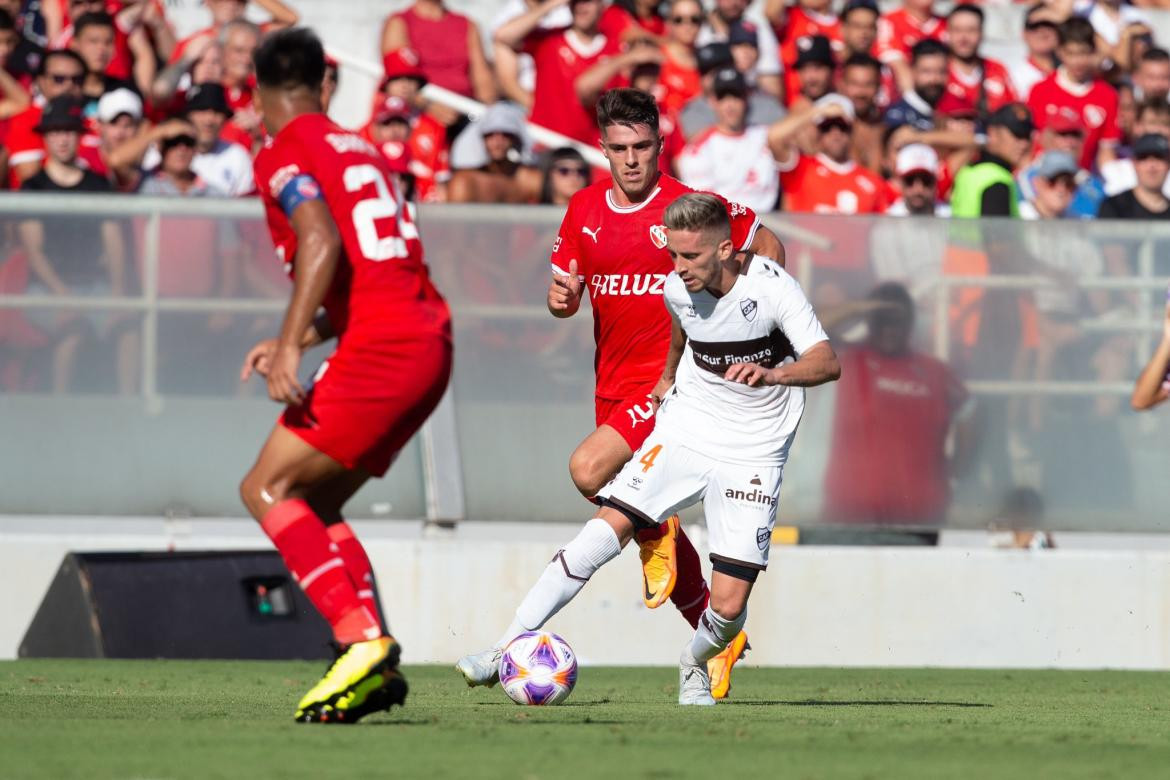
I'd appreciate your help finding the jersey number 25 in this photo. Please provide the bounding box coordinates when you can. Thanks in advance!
[343,163,419,262]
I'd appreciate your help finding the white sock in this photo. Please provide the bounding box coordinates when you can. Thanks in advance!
[494,518,621,649]
[688,605,747,664]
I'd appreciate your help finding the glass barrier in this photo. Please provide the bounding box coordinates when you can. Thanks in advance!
[2,194,1168,532]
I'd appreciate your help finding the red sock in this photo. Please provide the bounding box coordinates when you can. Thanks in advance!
[326,522,384,632]
[672,527,710,629]
[634,522,668,544]
[261,499,381,645]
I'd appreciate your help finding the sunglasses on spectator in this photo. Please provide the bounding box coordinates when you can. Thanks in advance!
[671,15,703,25]
[817,118,852,134]
[164,135,197,148]
[902,172,936,188]
[1025,20,1057,32]
[554,165,588,177]
[1047,174,1076,190]
[48,73,85,86]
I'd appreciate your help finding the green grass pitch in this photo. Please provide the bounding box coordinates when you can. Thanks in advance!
[3,660,1170,779]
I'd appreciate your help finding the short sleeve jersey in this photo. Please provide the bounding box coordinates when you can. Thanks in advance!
[780,153,889,214]
[659,255,829,465]
[875,8,944,64]
[945,58,1018,114]
[1027,72,1120,170]
[525,28,619,145]
[552,174,761,400]
[252,113,441,337]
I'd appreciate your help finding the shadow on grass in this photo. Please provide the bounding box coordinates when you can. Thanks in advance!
[727,700,993,708]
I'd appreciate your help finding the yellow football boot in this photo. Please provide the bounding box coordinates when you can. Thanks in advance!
[294,636,400,722]
[638,515,680,609]
[707,630,748,700]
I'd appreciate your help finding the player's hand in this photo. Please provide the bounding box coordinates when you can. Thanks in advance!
[240,338,278,381]
[649,376,673,408]
[156,118,197,140]
[724,361,777,388]
[266,343,306,405]
[548,259,583,313]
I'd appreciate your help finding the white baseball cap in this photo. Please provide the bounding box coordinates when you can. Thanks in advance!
[97,88,143,123]
[812,92,855,124]
[895,143,940,178]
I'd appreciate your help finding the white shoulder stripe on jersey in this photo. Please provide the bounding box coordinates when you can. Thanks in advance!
[739,216,761,251]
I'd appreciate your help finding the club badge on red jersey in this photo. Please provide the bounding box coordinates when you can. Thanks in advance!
[649,224,667,249]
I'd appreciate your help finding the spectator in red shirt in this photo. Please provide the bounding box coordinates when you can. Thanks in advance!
[170,0,297,64]
[771,0,842,107]
[944,4,1017,118]
[821,282,973,539]
[657,0,702,115]
[495,0,618,146]
[218,19,260,146]
[382,0,496,104]
[876,0,944,95]
[53,0,174,95]
[1007,3,1062,102]
[149,29,222,117]
[376,48,450,202]
[600,0,665,43]
[1027,17,1121,172]
[8,48,89,184]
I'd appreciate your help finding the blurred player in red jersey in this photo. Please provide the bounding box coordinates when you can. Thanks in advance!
[239,28,452,724]
[456,87,784,699]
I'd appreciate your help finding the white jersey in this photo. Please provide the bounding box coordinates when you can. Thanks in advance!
[677,125,779,214]
[658,255,828,465]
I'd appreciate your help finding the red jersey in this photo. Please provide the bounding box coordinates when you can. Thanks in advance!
[598,5,665,41]
[945,58,1017,114]
[393,6,474,98]
[253,113,445,338]
[551,174,761,399]
[779,7,843,106]
[875,8,945,64]
[780,153,889,214]
[657,54,701,116]
[824,346,967,524]
[1027,70,1120,170]
[525,28,619,144]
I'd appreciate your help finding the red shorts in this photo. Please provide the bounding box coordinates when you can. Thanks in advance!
[595,383,658,451]
[281,329,453,477]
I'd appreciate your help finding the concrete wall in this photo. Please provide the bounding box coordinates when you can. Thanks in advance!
[4,517,1170,669]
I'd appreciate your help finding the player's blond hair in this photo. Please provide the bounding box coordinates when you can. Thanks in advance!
[663,193,731,240]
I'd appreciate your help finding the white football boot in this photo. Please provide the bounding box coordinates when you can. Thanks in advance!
[455,647,502,688]
[678,648,716,706]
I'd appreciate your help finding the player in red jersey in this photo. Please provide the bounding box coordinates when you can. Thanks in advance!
[456,88,784,699]
[238,28,452,724]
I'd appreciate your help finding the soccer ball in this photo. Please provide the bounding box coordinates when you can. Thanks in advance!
[498,631,577,706]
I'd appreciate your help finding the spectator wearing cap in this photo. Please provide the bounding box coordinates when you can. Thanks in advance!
[840,53,884,172]
[887,143,949,216]
[18,94,128,393]
[678,67,779,212]
[363,94,450,203]
[1007,3,1061,101]
[770,92,888,214]
[372,55,450,202]
[790,34,835,109]
[8,49,94,185]
[767,0,841,106]
[696,0,781,99]
[951,103,1033,219]
[383,0,495,104]
[1019,150,1080,220]
[884,39,949,133]
[490,0,572,111]
[168,82,252,196]
[169,0,297,66]
[679,43,784,140]
[449,101,541,204]
[944,5,1017,118]
[1101,98,1170,199]
[1132,48,1170,104]
[1099,134,1170,219]
[90,87,144,191]
[495,0,619,145]
[1019,106,1105,218]
[1026,18,1121,172]
[876,0,945,95]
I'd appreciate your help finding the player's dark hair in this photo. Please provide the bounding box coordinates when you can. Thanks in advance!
[597,88,660,137]
[73,11,115,37]
[37,48,86,77]
[910,38,950,65]
[663,193,731,240]
[1140,47,1170,66]
[842,52,881,78]
[254,27,326,91]
[1057,17,1095,49]
[1137,96,1170,121]
[947,3,983,24]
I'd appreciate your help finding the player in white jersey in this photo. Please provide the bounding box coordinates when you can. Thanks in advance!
[458,193,838,705]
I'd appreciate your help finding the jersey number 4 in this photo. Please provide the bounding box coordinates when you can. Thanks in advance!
[343,163,419,262]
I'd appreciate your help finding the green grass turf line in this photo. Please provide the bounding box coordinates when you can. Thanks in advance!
[3,661,1170,779]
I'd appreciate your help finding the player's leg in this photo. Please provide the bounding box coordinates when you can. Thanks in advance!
[680,569,754,706]
[305,468,385,630]
[455,505,635,687]
[239,426,397,721]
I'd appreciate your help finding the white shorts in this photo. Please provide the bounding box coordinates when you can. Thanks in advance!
[596,428,783,570]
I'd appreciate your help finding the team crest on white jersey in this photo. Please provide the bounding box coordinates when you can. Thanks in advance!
[740,298,758,322]
[649,224,668,249]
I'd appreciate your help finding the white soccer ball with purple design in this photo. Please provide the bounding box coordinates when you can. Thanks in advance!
[498,631,578,706]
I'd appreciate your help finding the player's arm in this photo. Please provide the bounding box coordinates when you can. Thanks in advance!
[651,316,687,406]
[17,219,68,294]
[240,312,333,383]
[1131,297,1170,411]
[576,44,663,106]
[268,198,342,405]
[726,340,839,388]
[748,225,785,267]
[766,100,828,168]
[495,0,569,51]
